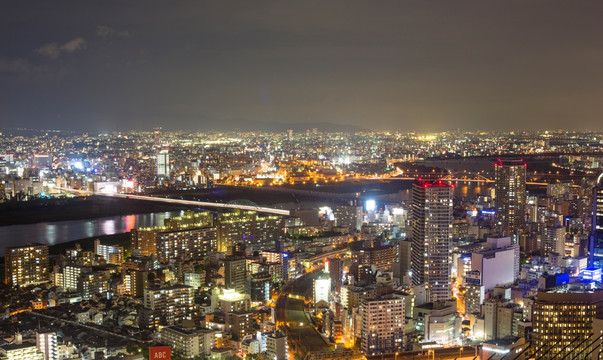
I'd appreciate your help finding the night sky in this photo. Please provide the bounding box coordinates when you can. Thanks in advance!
[1,1,603,132]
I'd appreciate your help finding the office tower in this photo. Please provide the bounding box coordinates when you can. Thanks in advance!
[542,225,566,256]
[157,149,170,177]
[590,173,603,268]
[4,244,50,287]
[533,283,603,359]
[224,257,246,293]
[334,205,363,232]
[411,180,453,302]
[141,285,194,327]
[36,332,58,360]
[495,160,526,238]
[266,331,288,360]
[360,296,404,355]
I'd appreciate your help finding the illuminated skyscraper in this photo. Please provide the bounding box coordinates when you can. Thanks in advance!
[494,160,526,239]
[590,173,603,268]
[411,179,453,302]
[157,149,170,178]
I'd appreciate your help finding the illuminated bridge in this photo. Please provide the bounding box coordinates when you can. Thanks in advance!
[53,187,291,216]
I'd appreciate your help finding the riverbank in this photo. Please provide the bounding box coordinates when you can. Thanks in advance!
[0,196,190,226]
[47,232,131,256]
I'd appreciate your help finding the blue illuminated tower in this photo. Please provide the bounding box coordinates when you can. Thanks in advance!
[590,173,603,268]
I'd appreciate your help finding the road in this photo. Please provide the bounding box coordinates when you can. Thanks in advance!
[276,271,332,357]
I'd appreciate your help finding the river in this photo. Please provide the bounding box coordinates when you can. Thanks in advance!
[0,211,185,256]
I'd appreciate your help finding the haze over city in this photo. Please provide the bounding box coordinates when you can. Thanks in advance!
[2,1,603,132]
[2,2,603,360]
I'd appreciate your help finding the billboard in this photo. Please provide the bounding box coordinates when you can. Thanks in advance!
[149,346,171,360]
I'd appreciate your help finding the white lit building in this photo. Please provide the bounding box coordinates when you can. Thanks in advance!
[36,332,58,360]
[313,276,331,307]
[157,149,170,178]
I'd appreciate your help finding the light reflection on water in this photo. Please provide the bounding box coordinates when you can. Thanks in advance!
[0,211,181,256]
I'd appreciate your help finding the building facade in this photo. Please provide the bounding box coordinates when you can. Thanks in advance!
[411,180,453,302]
[360,296,404,355]
[4,244,50,287]
[495,160,526,238]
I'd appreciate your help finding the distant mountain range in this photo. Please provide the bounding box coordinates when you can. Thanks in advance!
[195,119,367,133]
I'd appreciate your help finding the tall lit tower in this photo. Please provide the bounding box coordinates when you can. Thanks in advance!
[411,179,453,302]
[157,149,170,178]
[590,173,603,268]
[494,160,526,239]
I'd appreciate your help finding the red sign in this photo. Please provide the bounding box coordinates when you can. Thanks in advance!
[149,346,171,360]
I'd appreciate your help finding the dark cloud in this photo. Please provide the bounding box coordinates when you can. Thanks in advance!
[1,1,603,132]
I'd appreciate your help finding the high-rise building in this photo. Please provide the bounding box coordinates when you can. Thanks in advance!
[533,283,603,359]
[495,160,526,239]
[216,209,284,252]
[131,211,214,257]
[411,180,453,302]
[590,173,603,268]
[327,258,343,291]
[313,274,331,307]
[542,225,566,256]
[360,296,405,355]
[224,257,246,293]
[334,205,363,232]
[4,244,50,287]
[157,149,170,178]
[156,226,217,263]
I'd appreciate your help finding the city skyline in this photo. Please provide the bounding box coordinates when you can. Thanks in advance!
[2,1,603,132]
[3,2,603,359]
